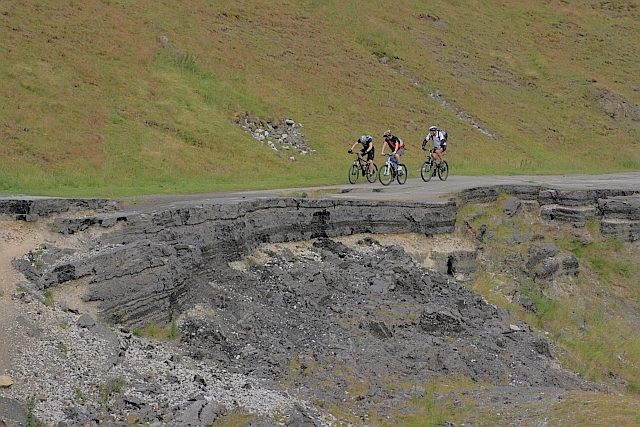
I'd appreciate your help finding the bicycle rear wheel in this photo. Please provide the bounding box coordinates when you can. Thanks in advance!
[379,163,393,186]
[420,160,434,182]
[397,164,407,184]
[438,161,449,181]
[366,163,378,183]
[348,164,359,184]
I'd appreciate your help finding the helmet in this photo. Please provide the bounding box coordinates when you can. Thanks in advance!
[429,126,437,131]
[359,135,368,144]
[383,130,392,137]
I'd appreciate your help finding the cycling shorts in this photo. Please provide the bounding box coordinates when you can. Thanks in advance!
[360,148,374,161]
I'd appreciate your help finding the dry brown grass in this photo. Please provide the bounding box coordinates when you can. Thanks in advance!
[1,0,638,196]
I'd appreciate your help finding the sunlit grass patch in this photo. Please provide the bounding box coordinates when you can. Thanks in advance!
[134,318,179,340]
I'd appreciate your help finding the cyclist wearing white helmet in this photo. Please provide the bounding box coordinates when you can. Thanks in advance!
[422,125,446,165]
[380,130,404,172]
[349,134,375,175]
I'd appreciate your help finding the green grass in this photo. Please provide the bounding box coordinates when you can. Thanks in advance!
[98,376,125,405]
[375,383,448,427]
[58,341,69,355]
[451,196,640,425]
[206,412,257,427]
[0,0,638,197]
[43,290,54,307]
[134,318,179,340]
[458,195,640,398]
[25,395,36,427]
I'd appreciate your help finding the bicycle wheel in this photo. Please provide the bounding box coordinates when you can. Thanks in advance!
[348,164,359,184]
[366,163,379,183]
[420,160,434,182]
[438,161,449,181]
[379,163,393,186]
[397,164,407,184]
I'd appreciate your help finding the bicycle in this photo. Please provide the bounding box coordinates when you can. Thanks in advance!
[420,148,449,182]
[348,152,378,184]
[378,154,407,186]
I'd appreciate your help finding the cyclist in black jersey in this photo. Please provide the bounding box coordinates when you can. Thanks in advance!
[348,135,375,175]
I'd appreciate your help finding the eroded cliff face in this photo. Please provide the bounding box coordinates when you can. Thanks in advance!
[2,186,638,426]
[14,198,456,327]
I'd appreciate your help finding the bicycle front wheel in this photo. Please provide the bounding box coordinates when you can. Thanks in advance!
[348,164,359,184]
[438,161,449,181]
[397,164,407,184]
[379,163,393,186]
[366,163,379,183]
[420,160,433,182]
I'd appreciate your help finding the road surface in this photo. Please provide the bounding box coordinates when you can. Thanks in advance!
[116,172,640,212]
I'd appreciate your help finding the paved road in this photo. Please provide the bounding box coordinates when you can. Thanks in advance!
[112,172,640,211]
[117,172,640,212]
[3,173,638,213]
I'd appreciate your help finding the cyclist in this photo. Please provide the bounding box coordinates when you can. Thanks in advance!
[380,130,404,173]
[422,126,446,166]
[348,135,375,176]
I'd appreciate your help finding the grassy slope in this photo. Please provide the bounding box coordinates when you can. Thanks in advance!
[0,0,638,197]
[451,195,640,426]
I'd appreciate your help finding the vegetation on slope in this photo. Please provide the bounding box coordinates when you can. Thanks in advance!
[450,194,640,425]
[1,0,638,196]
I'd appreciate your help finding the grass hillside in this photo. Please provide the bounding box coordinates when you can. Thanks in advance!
[1,0,639,197]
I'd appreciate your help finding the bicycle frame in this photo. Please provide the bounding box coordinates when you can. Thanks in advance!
[385,155,399,170]
[349,153,378,184]
[354,155,369,172]
[379,154,406,185]
[421,149,449,182]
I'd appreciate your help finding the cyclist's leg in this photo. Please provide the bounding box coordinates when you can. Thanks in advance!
[356,151,365,172]
[435,148,443,163]
[394,148,404,170]
[366,149,375,174]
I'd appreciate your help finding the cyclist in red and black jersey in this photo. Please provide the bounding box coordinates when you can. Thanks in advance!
[380,130,404,171]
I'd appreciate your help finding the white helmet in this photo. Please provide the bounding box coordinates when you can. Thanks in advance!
[429,126,437,131]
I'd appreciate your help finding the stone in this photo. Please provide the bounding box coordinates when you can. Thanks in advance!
[77,314,95,328]
[599,195,640,220]
[0,376,14,387]
[126,412,138,424]
[526,243,560,272]
[540,204,597,226]
[503,196,522,217]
